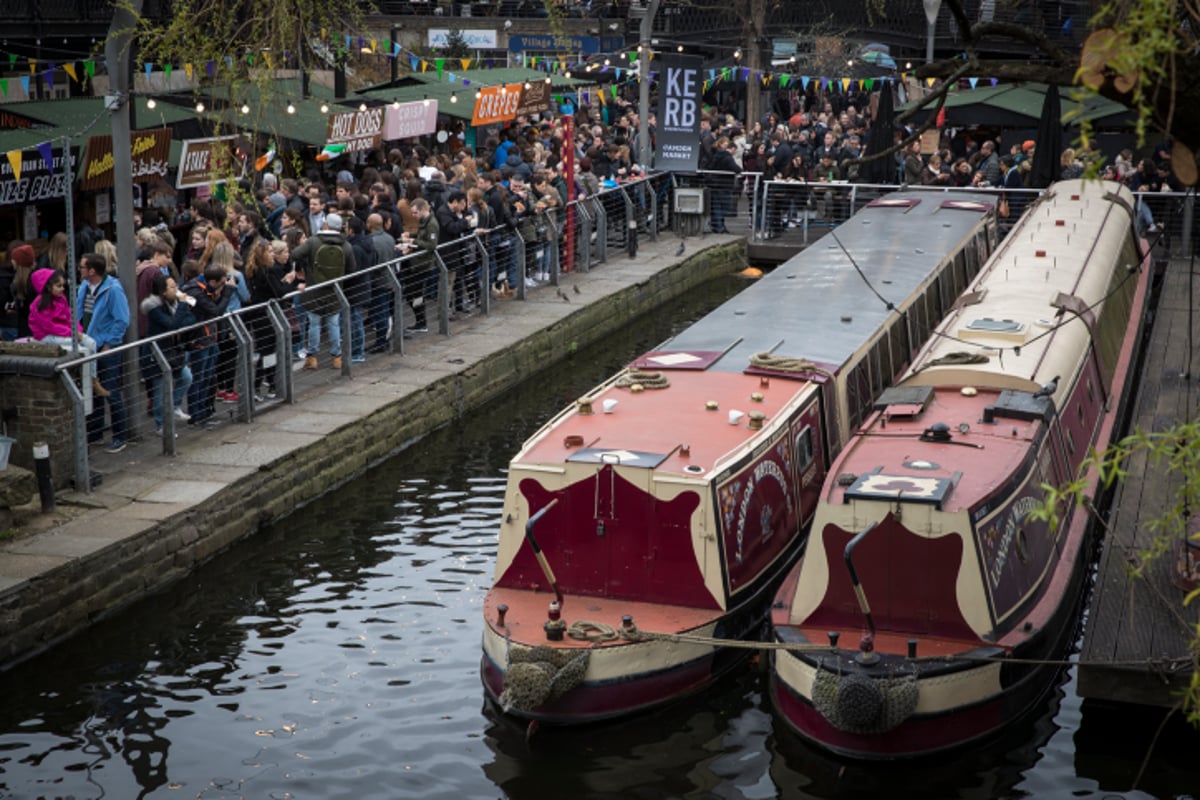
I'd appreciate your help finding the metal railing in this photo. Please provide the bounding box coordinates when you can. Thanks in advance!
[51,174,661,491]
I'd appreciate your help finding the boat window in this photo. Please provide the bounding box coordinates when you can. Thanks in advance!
[796,426,815,471]
[845,360,872,431]
[1087,378,1095,406]
[889,317,910,373]
[1015,529,1029,562]
[1077,403,1085,426]
[965,318,1024,333]
[1066,428,1076,455]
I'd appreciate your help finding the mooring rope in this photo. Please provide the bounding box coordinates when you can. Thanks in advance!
[748,352,834,379]
[614,368,671,390]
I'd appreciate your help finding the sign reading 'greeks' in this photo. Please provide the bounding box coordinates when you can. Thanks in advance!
[655,54,702,172]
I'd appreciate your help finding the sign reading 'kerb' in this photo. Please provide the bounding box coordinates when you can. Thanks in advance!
[327,107,385,153]
[655,54,702,172]
[383,99,439,141]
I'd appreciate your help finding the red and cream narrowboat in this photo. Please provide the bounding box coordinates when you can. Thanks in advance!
[482,192,998,723]
[770,179,1151,757]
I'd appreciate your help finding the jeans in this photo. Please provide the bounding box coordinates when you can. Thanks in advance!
[87,350,127,445]
[306,311,341,357]
[368,286,392,343]
[349,306,366,359]
[152,366,193,428]
[187,344,218,420]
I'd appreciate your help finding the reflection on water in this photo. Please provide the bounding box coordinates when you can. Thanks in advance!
[0,273,1196,800]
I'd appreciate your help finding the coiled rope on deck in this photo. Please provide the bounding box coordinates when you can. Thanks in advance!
[748,352,834,379]
[615,368,671,390]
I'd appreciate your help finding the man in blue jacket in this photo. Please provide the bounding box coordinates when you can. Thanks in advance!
[77,252,130,453]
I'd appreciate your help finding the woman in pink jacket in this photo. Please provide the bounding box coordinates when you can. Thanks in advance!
[29,268,108,397]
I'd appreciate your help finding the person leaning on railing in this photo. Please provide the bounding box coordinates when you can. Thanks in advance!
[141,272,196,434]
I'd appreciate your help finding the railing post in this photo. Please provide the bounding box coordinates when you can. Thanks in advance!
[332,283,353,374]
[263,299,294,401]
[59,371,90,492]
[381,264,406,356]
[226,314,255,420]
[433,252,451,335]
[148,342,177,455]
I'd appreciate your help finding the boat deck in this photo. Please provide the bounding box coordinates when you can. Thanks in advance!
[1077,253,1200,707]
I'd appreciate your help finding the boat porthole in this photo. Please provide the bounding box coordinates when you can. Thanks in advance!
[1015,529,1029,562]
[685,465,705,474]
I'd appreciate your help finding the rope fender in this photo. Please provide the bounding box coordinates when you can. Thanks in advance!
[748,352,835,379]
[615,368,670,389]
[811,663,919,734]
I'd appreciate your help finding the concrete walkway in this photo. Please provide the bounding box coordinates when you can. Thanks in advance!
[0,234,746,669]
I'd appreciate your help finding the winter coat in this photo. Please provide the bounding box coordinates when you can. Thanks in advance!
[29,269,80,341]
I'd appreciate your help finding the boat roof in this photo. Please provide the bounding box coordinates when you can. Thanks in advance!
[903,179,1137,399]
[654,192,995,374]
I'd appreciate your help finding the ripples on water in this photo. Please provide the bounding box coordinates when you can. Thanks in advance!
[1,274,1197,799]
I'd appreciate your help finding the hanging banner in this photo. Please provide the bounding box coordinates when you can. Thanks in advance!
[471,83,522,127]
[0,145,75,207]
[80,128,172,191]
[176,135,238,189]
[383,99,440,140]
[428,29,498,49]
[326,106,385,154]
[514,80,551,117]
[655,54,702,172]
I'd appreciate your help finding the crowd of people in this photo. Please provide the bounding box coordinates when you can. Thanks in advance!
[0,88,1185,453]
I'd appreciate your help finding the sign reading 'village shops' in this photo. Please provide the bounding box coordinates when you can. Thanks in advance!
[326,107,385,154]
[0,147,76,207]
[80,128,172,192]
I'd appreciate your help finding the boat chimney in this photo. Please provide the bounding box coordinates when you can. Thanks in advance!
[497,604,509,628]
[747,411,765,431]
[544,601,566,641]
[982,405,996,424]
[907,638,918,659]
[576,397,594,415]
[827,631,840,648]
[622,615,636,635]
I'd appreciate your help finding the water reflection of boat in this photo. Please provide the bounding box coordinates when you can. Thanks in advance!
[481,192,998,724]
[771,179,1151,758]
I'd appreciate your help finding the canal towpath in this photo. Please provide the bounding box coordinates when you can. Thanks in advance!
[0,234,746,670]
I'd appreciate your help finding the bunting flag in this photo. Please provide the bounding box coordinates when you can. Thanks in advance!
[28,58,36,75]
[144,62,153,77]
[6,151,20,183]
[206,60,215,77]
[0,79,6,96]
[393,43,401,57]
[63,62,78,82]
[801,76,810,90]
[990,77,999,86]
[84,59,95,78]
[317,143,346,161]
[435,57,444,77]
[184,63,194,79]
[841,77,851,91]
[37,142,54,171]
[164,64,172,80]
[44,69,54,91]
[263,52,272,69]
[969,76,978,89]
[19,76,29,95]
[6,54,14,70]
[926,77,936,87]
[461,58,471,70]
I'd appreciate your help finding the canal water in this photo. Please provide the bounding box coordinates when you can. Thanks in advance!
[1,274,1198,800]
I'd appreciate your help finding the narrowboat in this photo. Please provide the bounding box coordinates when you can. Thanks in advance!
[482,192,998,723]
[770,179,1152,757]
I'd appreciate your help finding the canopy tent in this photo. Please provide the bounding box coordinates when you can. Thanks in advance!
[900,82,1134,129]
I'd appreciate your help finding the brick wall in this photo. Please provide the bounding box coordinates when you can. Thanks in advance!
[0,344,78,489]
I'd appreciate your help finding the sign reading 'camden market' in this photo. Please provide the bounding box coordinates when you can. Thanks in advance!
[0,146,77,207]
[80,128,172,191]
[326,106,386,154]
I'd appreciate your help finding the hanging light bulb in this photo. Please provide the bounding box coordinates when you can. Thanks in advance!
[392,98,400,109]
[320,102,329,113]
[734,48,742,60]
[847,58,854,67]
[544,77,551,84]
[146,98,157,109]
[905,61,912,69]
[789,55,796,64]
[359,102,367,111]
[240,103,250,114]
[604,58,610,66]
[422,95,429,106]
[195,101,205,113]
[475,90,482,100]
[677,45,684,53]
[450,92,458,103]
[286,102,295,114]
[564,70,571,78]
[637,44,643,53]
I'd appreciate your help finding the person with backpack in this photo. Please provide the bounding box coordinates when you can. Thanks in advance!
[290,213,356,370]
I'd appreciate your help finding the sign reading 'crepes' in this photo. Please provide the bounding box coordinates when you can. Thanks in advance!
[471,83,523,126]
[81,128,172,191]
[326,107,385,153]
